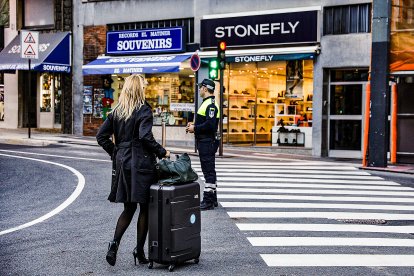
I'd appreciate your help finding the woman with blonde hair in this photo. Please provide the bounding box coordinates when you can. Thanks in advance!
[97,74,170,266]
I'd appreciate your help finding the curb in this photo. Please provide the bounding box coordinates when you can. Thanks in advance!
[0,138,55,147]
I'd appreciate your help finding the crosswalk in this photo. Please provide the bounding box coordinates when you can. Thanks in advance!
[192,159,414,268]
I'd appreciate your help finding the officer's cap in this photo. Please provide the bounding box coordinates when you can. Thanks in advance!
[199,79,215,92]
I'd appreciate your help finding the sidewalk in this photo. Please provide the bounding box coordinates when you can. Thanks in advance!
[1,128,413,175]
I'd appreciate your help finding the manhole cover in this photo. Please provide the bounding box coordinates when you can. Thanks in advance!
[336,219,387,225]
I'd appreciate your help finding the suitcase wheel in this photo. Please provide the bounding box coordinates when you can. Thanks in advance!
[168,264,175,272]
[148,261,153,269]
[194,258,199,264]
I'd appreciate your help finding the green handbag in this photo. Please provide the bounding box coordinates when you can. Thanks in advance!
[156,153,199,185]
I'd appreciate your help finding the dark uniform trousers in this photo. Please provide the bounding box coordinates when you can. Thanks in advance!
[197,137,220,185]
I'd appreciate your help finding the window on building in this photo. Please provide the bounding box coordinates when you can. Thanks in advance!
[324,4,372,35]
[24,0,54,28]
[0,0,9,28]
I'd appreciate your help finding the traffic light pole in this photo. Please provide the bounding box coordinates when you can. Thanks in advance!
[219,68,224,157]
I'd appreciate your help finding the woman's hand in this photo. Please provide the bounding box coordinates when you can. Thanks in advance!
[164,150,170,158]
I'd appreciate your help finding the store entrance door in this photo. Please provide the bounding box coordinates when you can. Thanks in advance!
[328,69,368,158]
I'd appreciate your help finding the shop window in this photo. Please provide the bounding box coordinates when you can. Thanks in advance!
[330,85,362,115]
[40,73,52,112]
[223,59,314,145]
[24,0,54,28]
[330,69,369,82]
[324,4,372,35]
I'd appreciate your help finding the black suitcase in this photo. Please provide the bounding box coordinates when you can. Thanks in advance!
[148,182,201,272]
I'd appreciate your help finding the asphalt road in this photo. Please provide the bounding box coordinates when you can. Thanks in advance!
[1,143,414,276]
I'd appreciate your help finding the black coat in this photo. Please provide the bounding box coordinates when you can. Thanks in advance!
[96,103,166,203]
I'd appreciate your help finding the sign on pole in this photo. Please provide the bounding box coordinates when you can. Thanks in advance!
[190,52,201,72]
[21,30,39,59]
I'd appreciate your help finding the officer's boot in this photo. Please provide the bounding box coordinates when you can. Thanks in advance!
[200,191,215,211]
[213,190,218,207]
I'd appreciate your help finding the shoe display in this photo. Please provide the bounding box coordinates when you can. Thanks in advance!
[279,110,284,114]
[230,117,238,120]
[223,129,227,132]
[259,127,266,132]
[231,129,238,133]
[240,117,248,120]
[267,100,274,104]
[233,90,239,94]
[242,129,249,133]
[268,115,274,118]
[247,99,255,103]
[242,90,249,95]
[259,100,265,103]
[223,114,228,117]
[231,105,239,108]
[259,114,265,118]
[248,114,256,118]
[241,106,249,109]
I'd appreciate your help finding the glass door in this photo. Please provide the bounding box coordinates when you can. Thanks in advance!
[328,69,368,158]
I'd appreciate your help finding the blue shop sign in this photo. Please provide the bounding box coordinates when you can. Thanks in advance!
[107,27,185,55]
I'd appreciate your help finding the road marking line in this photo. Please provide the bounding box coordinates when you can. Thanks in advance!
[193,165,358,170]
[0,153,86,236]
[248,237,414,247]
[218,194,414,203]
[205,177,399,185]
[221,202,414,211]
[217,183,411,190]
[201,172,381,180]
[260,254,414,267]
[236,223,414,233]
[227,211,414,220]
[0,149,111,162]
[217,187,414,197]
[195,168,368,175]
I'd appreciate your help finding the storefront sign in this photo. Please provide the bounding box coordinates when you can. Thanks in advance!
[170,102,195,112]
[200,10,318,48]
[228,53,315,63]
[106,27,185,55]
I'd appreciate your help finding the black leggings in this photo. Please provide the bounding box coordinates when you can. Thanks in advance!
[113,202,149,251]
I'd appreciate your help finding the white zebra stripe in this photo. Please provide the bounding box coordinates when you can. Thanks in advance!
[217,187,414,197]
[218,194,414,203]
[205,177,399,185]
[195,168,369,175]
[217,182,412,190]
[236,223,414,234]
[193,165,358,171]
[221,201,414,211]
[260,254,414,267]
[227,212,414,220]
[248,237,414,247]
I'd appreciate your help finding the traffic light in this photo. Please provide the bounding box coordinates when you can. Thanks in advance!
[217,40,226,69]
[208,59,219,80]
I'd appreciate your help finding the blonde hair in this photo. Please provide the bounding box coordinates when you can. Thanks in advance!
[113,74,147,120]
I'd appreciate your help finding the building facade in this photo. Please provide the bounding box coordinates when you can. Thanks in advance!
[73,0,374,159]
[0,0,73,133]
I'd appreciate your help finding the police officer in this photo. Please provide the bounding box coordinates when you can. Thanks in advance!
[186,79,220,211]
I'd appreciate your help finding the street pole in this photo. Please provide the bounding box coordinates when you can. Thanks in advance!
[28,58,31,138]
[219,67,224,156]
[368,0,391,167]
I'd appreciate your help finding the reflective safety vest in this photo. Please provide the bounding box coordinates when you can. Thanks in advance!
[194,96,220,139]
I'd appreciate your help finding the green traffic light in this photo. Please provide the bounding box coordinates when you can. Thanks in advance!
[209,69,218,79]
[209,59,218,69]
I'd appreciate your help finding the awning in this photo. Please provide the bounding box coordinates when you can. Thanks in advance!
[82,54,191,75]
[0,32,71,73]
[199,45,319,62]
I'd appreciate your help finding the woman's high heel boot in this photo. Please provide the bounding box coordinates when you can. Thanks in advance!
[132,247,149,265]
[106,240,119,266]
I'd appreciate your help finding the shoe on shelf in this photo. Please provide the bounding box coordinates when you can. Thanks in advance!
[240,117,248,120]
[242,90,249,95]
[230,117,238,120]
[259,100,265,103]
[241,106,249,109]
[247,99,255,103]
[268,115,275,118]
[242,129,249,133]
[231,105,239,108]
[259,127,266,132]
[279,110,284,114]
[258,115,265,118]
[231,129,238,133]
[233,90,239,94]
[223,129,227,133]
[267,101,274,104]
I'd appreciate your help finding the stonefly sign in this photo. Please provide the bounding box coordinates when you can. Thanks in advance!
[106,27,185,55]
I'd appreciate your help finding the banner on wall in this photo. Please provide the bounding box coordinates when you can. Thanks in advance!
[390,0,414,72]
